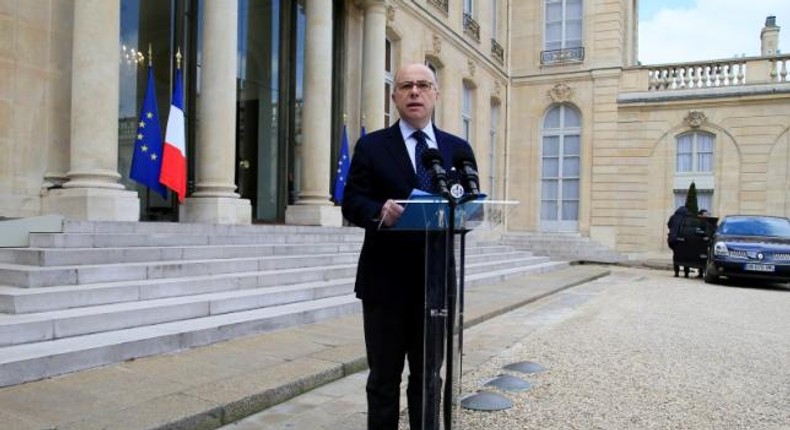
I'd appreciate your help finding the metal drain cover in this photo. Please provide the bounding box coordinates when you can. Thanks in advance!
[503,361,545,374]
[483,374,533,392]
[460,390,513,411]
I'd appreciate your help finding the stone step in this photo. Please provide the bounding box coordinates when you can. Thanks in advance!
[0,252,362,288]
[0,294,361,388]
[0,242,363,266]
[0,251,536,314]
[57,220,356,235]
[0,246,542,308]
[0,259,568,388]
[0,278,355,347]
[0,264,358,313]
[27,231,365,248]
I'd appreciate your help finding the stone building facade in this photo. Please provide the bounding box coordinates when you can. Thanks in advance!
[1,0,789,256]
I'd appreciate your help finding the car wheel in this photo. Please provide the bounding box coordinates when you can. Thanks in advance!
[703,263,718,284]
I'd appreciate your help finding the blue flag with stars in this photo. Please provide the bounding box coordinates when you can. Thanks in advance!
[333,125,351,204]
[130,65,167,198]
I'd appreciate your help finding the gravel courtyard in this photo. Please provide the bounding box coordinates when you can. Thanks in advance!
[457,268,790,430]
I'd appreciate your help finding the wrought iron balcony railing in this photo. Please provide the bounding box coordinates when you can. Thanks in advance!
[463,13,480,42]
[428,0,448,15]
[491,38,504,64]
[540,47,585,64]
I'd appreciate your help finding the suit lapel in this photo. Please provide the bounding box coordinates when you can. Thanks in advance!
[433,126,454,171]
[382,122,418,183]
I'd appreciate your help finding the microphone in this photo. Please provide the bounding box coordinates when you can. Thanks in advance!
[420,148,450,195]
[452,146,480,196]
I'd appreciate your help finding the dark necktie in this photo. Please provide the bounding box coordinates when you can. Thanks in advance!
[413,130,433,192]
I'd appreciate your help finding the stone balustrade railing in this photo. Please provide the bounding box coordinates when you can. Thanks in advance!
[647,55,790,91]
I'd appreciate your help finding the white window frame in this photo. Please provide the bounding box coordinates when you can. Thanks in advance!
[489,103,499,198]
[462,84,473,142]
[540,104,581,231]
[464,0,474,16]
[544,0,583,51]
[491,0,498,40]
[676,131,715,173]
[384,38,394,127]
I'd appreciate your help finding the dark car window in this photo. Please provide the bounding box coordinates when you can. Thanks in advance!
[719,217,790,237]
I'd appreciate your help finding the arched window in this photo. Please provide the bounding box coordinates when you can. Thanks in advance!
[540,104,581,231]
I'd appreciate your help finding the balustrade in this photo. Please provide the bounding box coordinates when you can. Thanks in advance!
[647,55,790,91]
[769,57,789,82]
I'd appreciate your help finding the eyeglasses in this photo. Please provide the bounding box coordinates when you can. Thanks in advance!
[396,80,434,92]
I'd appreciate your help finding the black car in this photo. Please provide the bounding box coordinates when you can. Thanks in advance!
[704,215,790,284]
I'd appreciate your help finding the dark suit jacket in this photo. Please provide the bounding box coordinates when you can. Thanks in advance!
[341,121,477,305]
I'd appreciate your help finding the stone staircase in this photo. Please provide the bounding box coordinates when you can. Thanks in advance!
[500,231,626,264]
[0,220,568,388]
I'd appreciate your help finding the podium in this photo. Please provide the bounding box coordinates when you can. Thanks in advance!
[389,193,517,430]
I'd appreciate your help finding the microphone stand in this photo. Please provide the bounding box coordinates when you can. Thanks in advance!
[440,190,478,430]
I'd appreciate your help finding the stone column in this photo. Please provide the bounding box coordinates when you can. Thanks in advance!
[42,0,140,221]
[184,0,251,224]
[285,0,341,226]
[361,0,387,132]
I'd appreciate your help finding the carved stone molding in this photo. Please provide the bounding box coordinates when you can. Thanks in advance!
[467,59,476,77]
[493,81,502,98]
[684,110,707,128]
[547,83,573,103]
[386,5,395,24]
[432,34,442,55]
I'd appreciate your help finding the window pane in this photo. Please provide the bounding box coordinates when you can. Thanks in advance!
[541,200,558,220]
[543,136,560,156]
[566,21,583,42]
[563,135,580,155]
[544,107,561,128]
[562,179,579,199]
[563,106,581,127]
[563,156,580,177]
[676,135,693,172]
[542,179,558,197]
[562,201,579,220]
[543,158,559,177]
[566,0,583,18]
[546,2,562,21]
[546,23,563,44]
[697,133,714,172]
[697,191,713,214]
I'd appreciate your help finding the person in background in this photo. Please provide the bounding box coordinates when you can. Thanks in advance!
[341,63,479,429]
[695,208,711,278]
[667,206,690,277]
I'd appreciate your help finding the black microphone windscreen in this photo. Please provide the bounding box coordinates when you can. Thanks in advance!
[421,147,443,168]
[452,145,476,168]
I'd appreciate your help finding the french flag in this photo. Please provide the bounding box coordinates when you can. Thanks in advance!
[160,66,187,202]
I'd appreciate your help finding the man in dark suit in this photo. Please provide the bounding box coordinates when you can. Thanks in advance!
[342,63,479,429]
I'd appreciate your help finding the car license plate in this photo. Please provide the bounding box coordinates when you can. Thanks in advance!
[744,263,775,272]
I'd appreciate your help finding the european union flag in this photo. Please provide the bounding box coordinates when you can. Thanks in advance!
[130,65,167,198]
[333,125,350,204]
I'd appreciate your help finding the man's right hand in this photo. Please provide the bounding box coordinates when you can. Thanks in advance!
[379,199,404,227]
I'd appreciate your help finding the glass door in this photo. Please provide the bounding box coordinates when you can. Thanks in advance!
[540,104,580,231]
